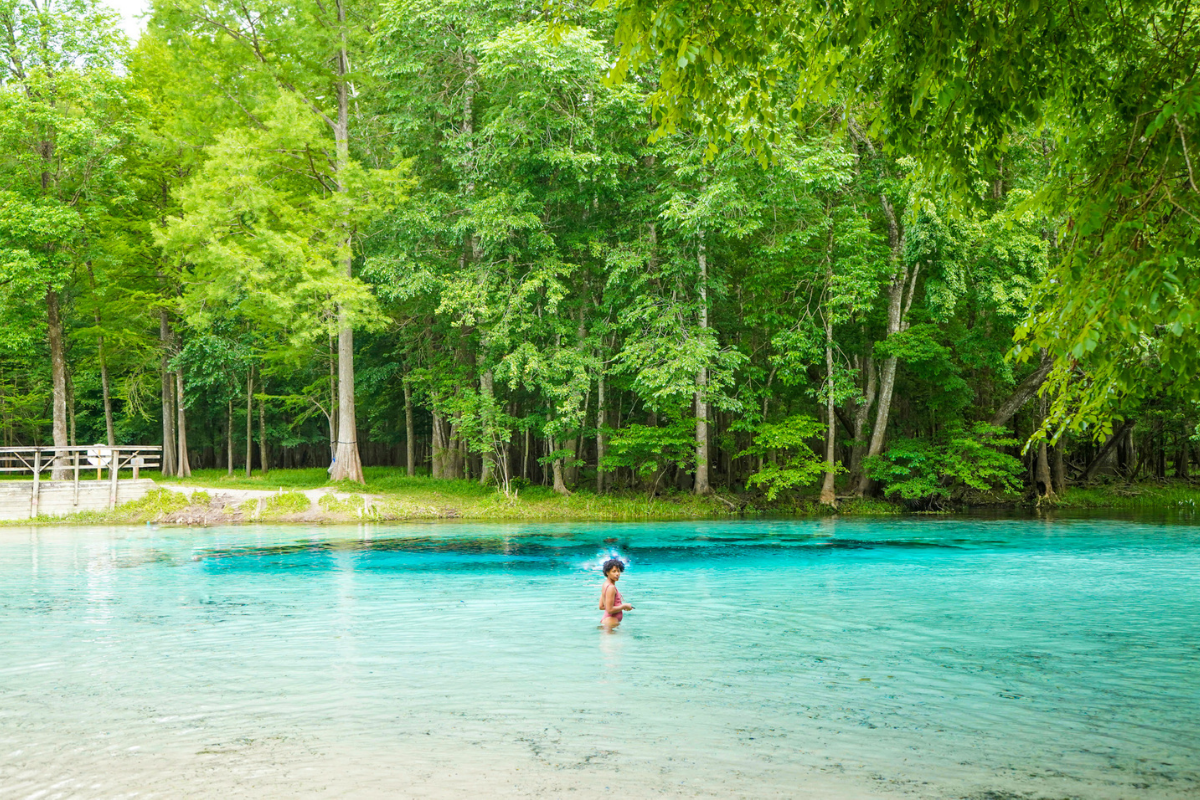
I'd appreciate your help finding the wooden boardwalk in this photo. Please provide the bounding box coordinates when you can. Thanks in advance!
[0,446,162,521]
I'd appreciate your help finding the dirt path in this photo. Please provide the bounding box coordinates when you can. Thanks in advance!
[152,482,397,524]
[158,483,382,507]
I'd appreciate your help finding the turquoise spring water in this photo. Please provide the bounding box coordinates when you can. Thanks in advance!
[1,518,1198,798]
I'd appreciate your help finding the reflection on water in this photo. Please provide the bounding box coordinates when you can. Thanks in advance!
[0,518,1198,799]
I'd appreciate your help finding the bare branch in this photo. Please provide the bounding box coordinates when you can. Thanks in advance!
[1176,115,1198,192]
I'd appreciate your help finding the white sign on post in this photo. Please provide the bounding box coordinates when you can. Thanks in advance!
[85,447,114,468]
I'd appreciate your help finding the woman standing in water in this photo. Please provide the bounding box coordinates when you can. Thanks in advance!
[599,558,633,628]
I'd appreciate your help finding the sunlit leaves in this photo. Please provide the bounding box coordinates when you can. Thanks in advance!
[736,414,830,500]
[864,422,1023,507]
[602,416,695,496]
[157,95,403,347]
[594,0,1200,432]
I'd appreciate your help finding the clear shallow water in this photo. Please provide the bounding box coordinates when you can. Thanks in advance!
[1,519,1198,799]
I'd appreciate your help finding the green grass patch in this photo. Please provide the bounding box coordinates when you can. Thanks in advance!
[262,491,311,519]
[318,492,365,516]
[438,485,741,521]
[836,496,904,516]
[239,498,260,519]
[99,487,190,522]
[1055,481,1200,509]
[163,468,347,492]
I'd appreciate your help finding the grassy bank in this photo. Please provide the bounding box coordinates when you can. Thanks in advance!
[158,468,918,520]
[154,468,754,522]
[1054,481,1200,510]
[6,468,1198,526]
[6,467,902,525]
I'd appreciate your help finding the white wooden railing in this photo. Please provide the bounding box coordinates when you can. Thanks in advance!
[0,445,162,516]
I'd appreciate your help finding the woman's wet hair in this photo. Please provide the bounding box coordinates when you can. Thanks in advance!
[602,558,626,575]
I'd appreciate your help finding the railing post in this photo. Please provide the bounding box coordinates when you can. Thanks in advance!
[109,449,120,510]
[73,450,81,507]
[31,449,41,518]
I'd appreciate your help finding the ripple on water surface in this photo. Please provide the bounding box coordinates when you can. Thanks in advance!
[0,518,1198,799]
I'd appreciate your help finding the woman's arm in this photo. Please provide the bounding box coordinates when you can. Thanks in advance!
[602,584,632,614]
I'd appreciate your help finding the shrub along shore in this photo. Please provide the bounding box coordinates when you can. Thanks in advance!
[4,468,1199,527]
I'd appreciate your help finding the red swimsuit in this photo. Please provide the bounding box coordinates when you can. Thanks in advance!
[602,583,624,622]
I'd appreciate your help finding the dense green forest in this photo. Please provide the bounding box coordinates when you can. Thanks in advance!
[0,0,1197,508]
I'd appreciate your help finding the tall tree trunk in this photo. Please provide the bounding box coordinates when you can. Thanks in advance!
[1124,424,1139,479]
[46,287,69,479]
[327,338,338,460]
[570,390,588,487]
[694,233,711,495]
[819,226,837,507]
[847,354,877,483]
[550,436,571,496]
[1,362,7,447]
[1081,419,1136,482]
[404,380,415,476]
[1116,427,1132,475]
[160,309,177,477]
[227,398,234,477]
[67,371,76,446]
[853,194,914,496]
[1035,439,1056,501]
[431,412,447,479]
[259,389,269,475]
[88,265,115,447]
[175,370,191,477]
[989,351,1055,428]
[1035,394,1057,501]
[523,427,531,481]
[479,369,495,485]
[245,370,254,477]
[331,318,364,482]
[98,330,114,446]
[327,0,364,484]
[596,370,607,493]
[853,341,901,498]
[847,121,916,497]
[448,416,466,479]
[819,316,837,507]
